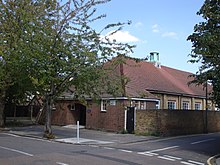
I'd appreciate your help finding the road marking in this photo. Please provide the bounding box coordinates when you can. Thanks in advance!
[191,138,214,145]
[145,145,179,153]
[181,161,196,165]
[56,162,69,165]
[119,149,133,153]
[188,160,204,165]
[163,155,182,160]
[0,145,33,157]
[181,160,204,165]
[103,147,115,150]
[158,155,176,161]
[137,146,179,157]
[157,155,182,161]
[2,133,20,137]
[137,152,157,156]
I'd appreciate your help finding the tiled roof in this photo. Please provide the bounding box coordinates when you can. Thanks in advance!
[122,57,210,98]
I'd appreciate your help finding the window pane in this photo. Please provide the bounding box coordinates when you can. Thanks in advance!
[195,103,201,110]
[168,101,176,109]
[182,101,189,110]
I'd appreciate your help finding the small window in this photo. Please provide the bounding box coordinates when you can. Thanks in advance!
[101,100,108,112]
[109,100,116,106]
[70,103,75,111]
[156,101,160,109]
[156,53,159,61]
[195,102,201,110]
[130,101,139,109]
[182,101,189,110]
[52,103,56,111]
[168,101,176,110]
[150,54,154,61]
[140,101,146,110]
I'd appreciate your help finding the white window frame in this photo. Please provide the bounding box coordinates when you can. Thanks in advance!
[182,101,189,110]
[101,100,108,112]
[168,101,176,110]
[195,102,201,110]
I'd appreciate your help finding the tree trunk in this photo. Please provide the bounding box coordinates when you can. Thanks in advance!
[45,94,52,135]
[0,90,6,127]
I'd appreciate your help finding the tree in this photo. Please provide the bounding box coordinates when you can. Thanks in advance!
[0,0,134,136]
[187,0,220,107]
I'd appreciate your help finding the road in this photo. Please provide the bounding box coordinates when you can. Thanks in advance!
[0,132,220,165]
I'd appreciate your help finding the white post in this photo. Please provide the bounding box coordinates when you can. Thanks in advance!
[77,121,80,143]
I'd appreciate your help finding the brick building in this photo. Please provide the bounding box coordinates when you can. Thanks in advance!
[52,53,215,132]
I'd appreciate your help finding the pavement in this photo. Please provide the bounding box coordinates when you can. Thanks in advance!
[1,124,220,165]
[3,124,158,146]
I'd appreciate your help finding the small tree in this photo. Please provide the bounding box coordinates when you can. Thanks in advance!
[187,0,220,107]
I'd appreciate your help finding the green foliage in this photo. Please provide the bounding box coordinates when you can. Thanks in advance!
[0,0,134,127]
[0,0,134,102]
[187,0,220,107]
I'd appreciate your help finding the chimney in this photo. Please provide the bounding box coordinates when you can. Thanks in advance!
[149,51,161,68]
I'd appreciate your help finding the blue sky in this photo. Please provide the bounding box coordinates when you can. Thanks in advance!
[93,0,205,73]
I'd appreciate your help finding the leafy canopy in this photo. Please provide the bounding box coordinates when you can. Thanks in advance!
[187,0,220,106]
[0,0,134,104]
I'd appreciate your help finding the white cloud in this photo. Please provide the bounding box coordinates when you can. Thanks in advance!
[152,24,160,33]
[135,22,143,28]
[105,30,140,43]
[162,32,178,39]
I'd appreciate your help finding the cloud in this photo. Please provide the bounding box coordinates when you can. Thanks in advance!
[151,24,178,39]
[162,32,178,39]
[135,22,143,28]
[105,30,140,43]
[152,24,160,33]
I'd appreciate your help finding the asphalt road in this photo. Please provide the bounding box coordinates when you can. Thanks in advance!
[0,132,220,165]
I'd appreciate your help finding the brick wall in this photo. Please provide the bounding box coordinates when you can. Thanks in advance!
[135,109,220,136]
[86,100,125,132]
[52,100,80,125]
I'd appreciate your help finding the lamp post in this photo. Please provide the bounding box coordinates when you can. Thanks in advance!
[205,80,208,134]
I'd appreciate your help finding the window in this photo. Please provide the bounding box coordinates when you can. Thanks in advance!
[156,53,159,61]
[131,101,140,109]
[182,101,189,110]
[140,101,145,110]
[70,103,75,111]
[109,100,116,106]
[168,101,176,109]
[156,101,160,109]
[195,102,201,110]
[150,54,154,61]
[101,100,108,112]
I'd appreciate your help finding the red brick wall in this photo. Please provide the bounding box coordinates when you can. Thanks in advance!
[86,100,125,132]
[52,100,80,125]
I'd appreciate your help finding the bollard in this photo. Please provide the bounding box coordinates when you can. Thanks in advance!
[77,121,80,143]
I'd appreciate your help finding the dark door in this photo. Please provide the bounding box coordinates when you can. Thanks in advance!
[126,107,135,133]
[75,103,86,126]
[79,105,86,126]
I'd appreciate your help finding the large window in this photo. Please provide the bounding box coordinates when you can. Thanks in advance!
[168,101,176,109]
[182,101,189,110]
[195,102,201,110]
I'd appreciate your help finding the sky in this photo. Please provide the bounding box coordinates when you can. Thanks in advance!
[92,0,205,73]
